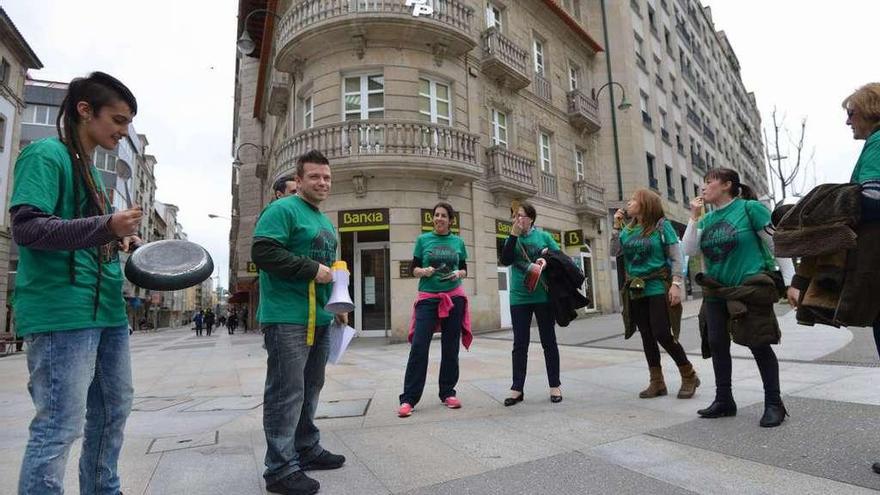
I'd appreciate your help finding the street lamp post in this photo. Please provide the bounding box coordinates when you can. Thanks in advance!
[237,9,282,56]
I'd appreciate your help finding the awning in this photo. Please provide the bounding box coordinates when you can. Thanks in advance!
[227,291,249,304]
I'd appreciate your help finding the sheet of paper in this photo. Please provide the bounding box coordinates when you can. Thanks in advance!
[328,323,357,365]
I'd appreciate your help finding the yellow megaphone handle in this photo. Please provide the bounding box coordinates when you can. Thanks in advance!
[307,280,316,346]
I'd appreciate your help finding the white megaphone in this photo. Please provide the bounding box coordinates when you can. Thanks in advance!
[325,261,355,314]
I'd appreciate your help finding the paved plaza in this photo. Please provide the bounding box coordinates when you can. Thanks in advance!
[1,302,879,494]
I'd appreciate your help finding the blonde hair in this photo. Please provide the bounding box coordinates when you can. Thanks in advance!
[842,83,880,127]
[627,188,665,236]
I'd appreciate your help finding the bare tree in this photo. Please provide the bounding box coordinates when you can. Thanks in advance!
[764,107,816,206]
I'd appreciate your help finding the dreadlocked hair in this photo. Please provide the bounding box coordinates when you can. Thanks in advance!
[56,72,137,318]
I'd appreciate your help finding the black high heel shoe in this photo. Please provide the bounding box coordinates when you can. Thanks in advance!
[759,401,789,427]
[504,393,524,407]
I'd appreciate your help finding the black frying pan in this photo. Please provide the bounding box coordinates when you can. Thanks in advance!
[115,159,214,291]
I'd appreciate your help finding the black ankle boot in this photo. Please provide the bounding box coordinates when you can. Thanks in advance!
[872,462,880,474]
[697,397,736,419]
[759,400,788,427]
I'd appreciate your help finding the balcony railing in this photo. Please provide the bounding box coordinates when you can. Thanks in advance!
[703,124,716,144]
[686,106,702,129]
[484,145,537,197]
[540,171,558,198]
[574,180,605,217]
[276,0,475,71]
[533,74,552,102]
[276,119,480,179]
[566,89,600,132]
[481,28,530,90]
[691,151,707,172]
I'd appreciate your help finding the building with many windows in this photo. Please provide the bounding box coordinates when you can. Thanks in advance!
[589,0,768,297]
[0,7,41,339]
[231,0,613,339]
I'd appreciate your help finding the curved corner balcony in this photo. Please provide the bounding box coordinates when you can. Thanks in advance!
[275,0,476,72]
[275,119,482,181]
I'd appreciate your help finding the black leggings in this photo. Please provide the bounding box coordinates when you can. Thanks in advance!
[704,300,780,401]
[630,294,690,368]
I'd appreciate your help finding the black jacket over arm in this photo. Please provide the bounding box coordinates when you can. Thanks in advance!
[543,249,589,326]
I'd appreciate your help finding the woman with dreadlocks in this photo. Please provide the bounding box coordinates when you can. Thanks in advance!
[12,72,142,495]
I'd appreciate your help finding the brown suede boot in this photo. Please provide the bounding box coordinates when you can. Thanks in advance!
[639,367,667,398]
[677,363,701,399]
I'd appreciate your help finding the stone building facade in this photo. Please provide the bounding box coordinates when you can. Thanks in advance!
[231,0,613,340]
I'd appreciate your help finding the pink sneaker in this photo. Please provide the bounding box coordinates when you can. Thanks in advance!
[443,396,462,409]
[398,403,413,417]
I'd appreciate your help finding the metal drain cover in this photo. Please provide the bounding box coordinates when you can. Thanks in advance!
[315,398,371,419]
[147,431,219,454]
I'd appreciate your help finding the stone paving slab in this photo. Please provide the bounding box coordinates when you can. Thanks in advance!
[403,451,697,495]
[648,397,880,491]
[592,435,876,495]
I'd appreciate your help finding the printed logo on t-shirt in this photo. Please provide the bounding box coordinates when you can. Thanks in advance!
[623,235,653,266]
[309,229,337,266]
[427,245,458,276]
[701,221,738,262]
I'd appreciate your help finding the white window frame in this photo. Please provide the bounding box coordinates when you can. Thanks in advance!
[491,108,508,147]
[533,39,545,76]
[23,105,58,126]
[303,96,314,129]
[568,63,580,91]
[342,74,384,120]
[93,148,118,172]
[575,149,585,181]
[486,3,502,30]
[539,132,552,173]
[418,78,452,125]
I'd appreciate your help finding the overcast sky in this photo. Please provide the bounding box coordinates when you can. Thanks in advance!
[3,0,879,288]
[3,0,236,289]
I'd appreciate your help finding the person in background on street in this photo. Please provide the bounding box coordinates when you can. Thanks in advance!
[204,308,215,336]
[219,314,227,328]
[273,174,297,201]
[838,82,880,475]
[251,150,347,495]
[398,202,471,418]
[682,168,796,427]
[242,306,249,332]
[194,310,204,336]
[611,189,699,400]
[500,202,563,406]
[227,310,238,335]
[11,72,141,495]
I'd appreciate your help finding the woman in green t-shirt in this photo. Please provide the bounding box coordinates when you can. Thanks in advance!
[12,72,143,494]
[499,202,562,406]
[611,189,699,400]
[398,202,469,418]
[683,168,795,428]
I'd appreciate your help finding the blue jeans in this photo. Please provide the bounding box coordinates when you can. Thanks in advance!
[18,325,133,495]
[262,323,330,485]
[399,297,464,406]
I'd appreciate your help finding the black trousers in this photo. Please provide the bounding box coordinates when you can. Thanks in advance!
[510,302,560,392]
[400,297,465,406]
[630,294,690,368]
[704,300,780,402]
[873,320,880,360]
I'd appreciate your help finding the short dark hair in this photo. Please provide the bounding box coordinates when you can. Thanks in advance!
[296,149,330,177]
[272,174,295,194]
[518,201,537,223]
[433,201,455,220]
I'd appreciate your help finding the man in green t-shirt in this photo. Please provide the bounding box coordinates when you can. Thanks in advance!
[251,150,347,495]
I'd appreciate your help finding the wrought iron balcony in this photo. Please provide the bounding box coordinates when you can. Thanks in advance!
[574,180,605,217]
[480,28,530,90]
[275,119,481,181]
[566,89,600,133]
[276,0,476,72]
[485,145,538,198]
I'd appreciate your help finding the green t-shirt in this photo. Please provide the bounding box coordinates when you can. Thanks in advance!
[698,198,772,287]
[412,231,467,293]
[620,220,680,297]
[508,228,560,305]
[10,138,127,335]
[254,195,338,326]
[850,130,880,184]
